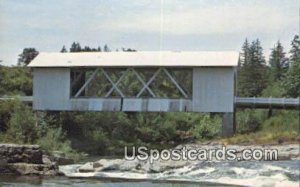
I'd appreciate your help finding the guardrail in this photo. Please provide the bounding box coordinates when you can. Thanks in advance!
[235,97,300,109]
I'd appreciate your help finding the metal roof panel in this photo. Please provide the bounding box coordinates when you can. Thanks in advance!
[28,51,239,67]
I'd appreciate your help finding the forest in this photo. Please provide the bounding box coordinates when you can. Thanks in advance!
[0,36,299,160]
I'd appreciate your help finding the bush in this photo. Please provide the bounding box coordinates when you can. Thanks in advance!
[5,100,36,143]
[236,109,265,133]
[261,110,299,135]
[0,67,32,96]
[192,114,221,139]
[0,100,19,131]
[0,100,82,160]
[36,127,83,161]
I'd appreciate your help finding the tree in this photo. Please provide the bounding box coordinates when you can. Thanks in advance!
[282,35,300,97]
[0,67,32,96]
[269,41,288,81]
[122,48,137,52]
[60,45,68,53]
[103,44,110,52]
[83,46,91,52]
[70,42,82,52]
[238,39,269,96]
[289,35,300,64]
[17,48,39,66]
[241,39,251,65]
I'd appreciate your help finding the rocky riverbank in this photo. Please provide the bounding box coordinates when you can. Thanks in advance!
[0,143,74,176]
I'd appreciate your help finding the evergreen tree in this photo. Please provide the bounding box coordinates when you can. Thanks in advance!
[238,39,269,96]
[269,41,288,81]
[17,48,39,66]
[241,39,251,65]
[103,44,110,52]
[83,46,91,52]
[289,35,300,65]
[282,35,300,97]
[60,45,67,53]
[122,48,137,52]
[70,42,82,52]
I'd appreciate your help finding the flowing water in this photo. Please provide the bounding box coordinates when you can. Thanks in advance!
[0,160,299,187]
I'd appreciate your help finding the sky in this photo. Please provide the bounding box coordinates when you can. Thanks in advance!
[0,0,299,66]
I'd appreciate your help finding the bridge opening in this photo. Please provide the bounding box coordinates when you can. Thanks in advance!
[70,68,192,99]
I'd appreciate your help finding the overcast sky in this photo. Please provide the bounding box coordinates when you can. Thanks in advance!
[0,0,299,66]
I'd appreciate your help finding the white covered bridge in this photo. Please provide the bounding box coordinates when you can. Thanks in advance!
[28,51,239,136]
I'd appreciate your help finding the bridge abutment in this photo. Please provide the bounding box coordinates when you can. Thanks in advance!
[222,112,235,137]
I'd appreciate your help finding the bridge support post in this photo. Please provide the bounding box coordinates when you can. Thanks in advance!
[222,112,235,137]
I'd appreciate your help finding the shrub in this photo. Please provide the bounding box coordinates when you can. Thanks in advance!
[0,100,82,160]
[236,109,265,133]
[192,114,221,139]
[5,100,36,143]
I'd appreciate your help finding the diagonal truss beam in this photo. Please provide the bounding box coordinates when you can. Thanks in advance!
[136,68,162,97]
[162,68,188,98]
[72,67,190,98]
[130,68,156,98]
[74,68,99,97]
[102,68,126,97]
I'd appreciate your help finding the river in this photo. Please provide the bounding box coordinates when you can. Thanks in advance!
[0,160,298,187]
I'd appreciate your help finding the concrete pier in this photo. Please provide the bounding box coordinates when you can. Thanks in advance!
[222,112,235,137]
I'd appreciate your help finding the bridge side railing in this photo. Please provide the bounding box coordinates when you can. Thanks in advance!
[235,97,300,109]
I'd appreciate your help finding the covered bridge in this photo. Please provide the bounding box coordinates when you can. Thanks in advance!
[28,51,239,135]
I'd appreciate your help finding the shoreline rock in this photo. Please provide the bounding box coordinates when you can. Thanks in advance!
[0,143,74,176]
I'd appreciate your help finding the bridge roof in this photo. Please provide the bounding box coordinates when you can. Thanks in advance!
[28,51,239,67]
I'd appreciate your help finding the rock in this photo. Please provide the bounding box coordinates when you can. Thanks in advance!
[51,151,74,165]
[42,154,52,165]
[59,164,82,176]
[94,159,124,171]
[0,143,60,176]
[119,159,142,171]
[0,143,43,164]
[0,157,8,166]
[78,162,94,172]
[93,162,103,168]
[8,163,58,176]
